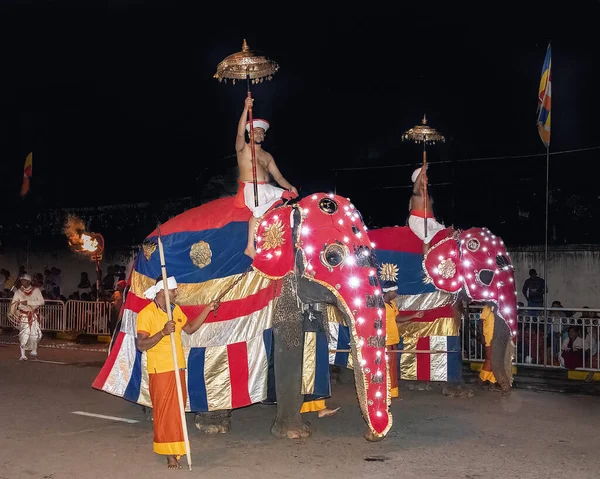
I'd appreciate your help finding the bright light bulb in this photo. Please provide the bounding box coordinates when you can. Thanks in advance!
[377,329,383,336]
[376,351,382,357]
[433,268,439,275]
[361,359,367,366]
[487,259,493,265]
[376,411,383,417]
[439,279,445,285]
[273,215,279,221]
[463,260,471,267]
[438,255,444,261]
[311,195,317,200]
[338,219,344,225]
[458,276,464,281]
[345,256,356,266]
[358,339,365,347]
[482,247,488,252]
[503,307,511,314]
[376,370,382,376]
[371,242,376,248]
[257,236,262,242]
[344,206,349,211]
[369,269,375,276]
[305,245,314,254]
[344,236,349,243]
[301,226,310,235]
[451,281,457,287]
[357,317,365,324]
[374,289,381,296]
[500,295,505,300]
[266,253,273,259]
[275,250,282,256]
[354,298,362,307]
[466,273,472,279]
[328,193,334,198]
[375,391,382,398]
[483,290,489,297]
[262,221,267,226]
[256,248,262,254]
[356,232,362,239]
[470,284,476,290]
[349,277,360,288]
[307,264,313,271]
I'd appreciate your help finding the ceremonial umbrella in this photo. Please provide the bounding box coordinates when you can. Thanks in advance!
[214,39,279,207]
[402,115,445,238]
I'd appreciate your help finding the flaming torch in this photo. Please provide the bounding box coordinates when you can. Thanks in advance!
[64,214,105,300]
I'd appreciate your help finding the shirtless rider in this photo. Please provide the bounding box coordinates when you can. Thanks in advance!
[236,97,298,259]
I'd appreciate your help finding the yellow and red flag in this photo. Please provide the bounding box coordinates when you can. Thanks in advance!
[20,152,32,197]
[536,44,552,147]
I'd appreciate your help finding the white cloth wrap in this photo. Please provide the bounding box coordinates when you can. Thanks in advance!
[143,276,177,300]
[382,286,398,293]
[408,215,446,245]
[411,168,422,183]
[243,182,285,218]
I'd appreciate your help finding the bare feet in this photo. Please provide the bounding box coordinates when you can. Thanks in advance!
[167,455,181,470]
[244,246,256,259]
[317,407,340,418]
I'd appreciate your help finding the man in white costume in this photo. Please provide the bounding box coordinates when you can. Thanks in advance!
[234,97,298,259]
[10,274,44,361]
[408,165,447,254]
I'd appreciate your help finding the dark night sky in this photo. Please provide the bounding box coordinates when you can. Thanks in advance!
[1,2,600,245]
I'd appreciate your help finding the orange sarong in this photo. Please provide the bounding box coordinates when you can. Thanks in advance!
[388,344,399,397]
[149,369,188,456]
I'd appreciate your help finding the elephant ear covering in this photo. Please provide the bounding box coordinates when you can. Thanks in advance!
[93,196,289,412]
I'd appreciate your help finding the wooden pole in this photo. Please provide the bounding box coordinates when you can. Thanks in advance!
[246,73,259,207]
[156,224,192,471]
[422,142,428,238]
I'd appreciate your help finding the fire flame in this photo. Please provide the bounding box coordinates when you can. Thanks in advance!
[64,214,101,254]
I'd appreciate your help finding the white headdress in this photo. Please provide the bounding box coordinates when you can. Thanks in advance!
[20,274,32,282]
[411,167,422,183]
[245,118,270,133]
[143,276,177,300]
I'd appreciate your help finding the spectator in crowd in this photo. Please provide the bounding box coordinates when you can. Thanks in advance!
[109,280,126,336]
[77,272,92,295]
[522,268,547,308]
[4,269,15,291]
[559,326,586,370]
[0,269,6,297]
[117,265,126,281]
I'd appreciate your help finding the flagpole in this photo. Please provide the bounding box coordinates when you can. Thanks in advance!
[543,144,549,319]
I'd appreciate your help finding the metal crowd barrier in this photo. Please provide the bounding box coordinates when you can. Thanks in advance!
[463,305,600,372]
[0,298,112,336]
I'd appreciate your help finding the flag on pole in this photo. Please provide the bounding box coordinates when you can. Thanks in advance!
[20,152,33,197]
[537,44,552,147]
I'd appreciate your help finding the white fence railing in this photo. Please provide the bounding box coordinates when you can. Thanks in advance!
[0,298,112,335]
[463,305,600,372]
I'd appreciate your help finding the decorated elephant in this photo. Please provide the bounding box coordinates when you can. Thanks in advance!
[93,193,392,441]
[365,225,517,396]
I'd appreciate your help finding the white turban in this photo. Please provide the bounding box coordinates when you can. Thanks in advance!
[411,168,422,183]
[245,118,270,133]
[20,274,32,282]
[143,276,177,300]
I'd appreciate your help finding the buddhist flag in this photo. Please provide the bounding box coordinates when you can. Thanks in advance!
[537,43,552,147]
[20,152,32,197]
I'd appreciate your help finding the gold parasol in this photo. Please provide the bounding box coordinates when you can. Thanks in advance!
[214,39,279,84]
[215,40,279,207]
[402,115,445,238]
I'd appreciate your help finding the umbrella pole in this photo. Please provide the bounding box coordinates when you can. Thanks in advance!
[422,142,428,238]
[246,74,259,208]
[157,224,193,471]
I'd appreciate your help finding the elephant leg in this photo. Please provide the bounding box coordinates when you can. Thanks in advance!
[270,277,310,439]
[490,316,514,397]
[194,410,232,434]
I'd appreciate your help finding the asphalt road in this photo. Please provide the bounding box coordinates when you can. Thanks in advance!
[0,339,598,479]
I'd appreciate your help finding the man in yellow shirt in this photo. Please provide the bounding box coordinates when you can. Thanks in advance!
[475,305,501,391]
[382,278,424,398]
[136,276,218,470]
